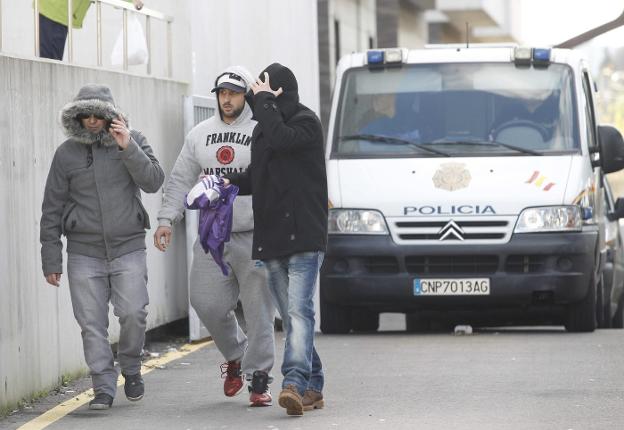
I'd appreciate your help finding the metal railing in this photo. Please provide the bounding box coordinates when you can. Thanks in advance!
[31,0,174,77]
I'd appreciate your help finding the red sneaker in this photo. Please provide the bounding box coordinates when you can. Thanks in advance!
[220,361,245,397]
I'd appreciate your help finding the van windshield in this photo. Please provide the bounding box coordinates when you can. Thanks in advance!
[332,63,580,158]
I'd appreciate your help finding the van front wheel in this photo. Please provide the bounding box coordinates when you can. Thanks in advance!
[564,274,597,333]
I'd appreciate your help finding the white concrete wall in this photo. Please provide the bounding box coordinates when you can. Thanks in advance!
[0,0,321,118]
[188,0,321,111]
[333,0,376,54]
[398,4,428,48]
[0,0,192,82]
[0,54,189,411]
[512,0,623,46]
[325,0,376,93]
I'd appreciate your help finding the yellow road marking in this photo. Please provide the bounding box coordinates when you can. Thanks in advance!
[17,339,213,430]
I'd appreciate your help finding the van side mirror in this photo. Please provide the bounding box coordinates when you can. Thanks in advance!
[598,125,624,173]
[609,197,624,221]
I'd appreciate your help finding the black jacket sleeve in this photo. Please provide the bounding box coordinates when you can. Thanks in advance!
[224,164,252,195]
[252,92,321,154]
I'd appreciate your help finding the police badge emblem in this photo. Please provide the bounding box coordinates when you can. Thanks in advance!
[432,162,471,191]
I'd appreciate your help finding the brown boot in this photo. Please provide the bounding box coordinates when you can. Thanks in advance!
[278,384,303,416]
[302,390,324,411]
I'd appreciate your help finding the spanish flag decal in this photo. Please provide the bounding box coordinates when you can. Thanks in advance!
[526,170,555,191]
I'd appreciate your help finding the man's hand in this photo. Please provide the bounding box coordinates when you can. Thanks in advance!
[154,226,172,251]
[199,174,221,189]
[222,178,230,187]
[132,0,144,10]
[109,116,131,149]
[45,273,61,287]
[251,72,283,97]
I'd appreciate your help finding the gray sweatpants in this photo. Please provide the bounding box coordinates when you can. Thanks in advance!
[67,250,149,397]
[189,231,275,379]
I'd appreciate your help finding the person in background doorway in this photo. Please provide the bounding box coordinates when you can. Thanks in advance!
[40,83,164,409]
[38,0,144,60]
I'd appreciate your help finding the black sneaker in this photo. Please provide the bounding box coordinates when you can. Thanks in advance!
[123,373,144,401]
[249,370,272,407]
[89,393,113,410]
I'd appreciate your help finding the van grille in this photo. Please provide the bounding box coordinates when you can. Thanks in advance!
[364,256,399,274]
[505,255,547,273]
[388,216,515,245]
[399,233,505,240]
[406,255,499,274]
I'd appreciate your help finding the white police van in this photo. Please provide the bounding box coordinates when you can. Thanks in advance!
[321,45,624,333]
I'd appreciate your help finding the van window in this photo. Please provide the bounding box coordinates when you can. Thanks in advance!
[332,63,580,158]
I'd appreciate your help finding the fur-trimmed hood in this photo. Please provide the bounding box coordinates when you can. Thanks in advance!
[60,84,128,146]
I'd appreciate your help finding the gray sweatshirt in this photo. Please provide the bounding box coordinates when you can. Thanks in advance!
[157,100,256,232]
[40,84,165,275]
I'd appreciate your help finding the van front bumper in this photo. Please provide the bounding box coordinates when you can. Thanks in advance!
[320,230,598,312]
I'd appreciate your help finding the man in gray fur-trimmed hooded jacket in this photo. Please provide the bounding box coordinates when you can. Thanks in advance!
[40,84,164,410]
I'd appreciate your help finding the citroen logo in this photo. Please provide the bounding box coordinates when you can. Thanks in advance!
[438,220,465,241]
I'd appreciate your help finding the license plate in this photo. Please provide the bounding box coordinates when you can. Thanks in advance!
[413,278,490,296]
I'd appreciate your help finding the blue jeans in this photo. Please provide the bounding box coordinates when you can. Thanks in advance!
[264,251,324,395]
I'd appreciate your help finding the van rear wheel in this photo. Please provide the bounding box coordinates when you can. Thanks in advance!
[564,274,597,332]
[320,299,351,334]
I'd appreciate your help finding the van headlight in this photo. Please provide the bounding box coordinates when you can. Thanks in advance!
[328,209,389,234]
[515,206,582,233]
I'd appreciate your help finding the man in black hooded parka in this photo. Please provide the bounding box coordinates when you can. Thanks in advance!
[224,63,327,416]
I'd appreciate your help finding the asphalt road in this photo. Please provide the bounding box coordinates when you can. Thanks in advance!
[2,314,624,430]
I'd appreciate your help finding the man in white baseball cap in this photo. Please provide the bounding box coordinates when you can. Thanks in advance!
[154,66,275,407]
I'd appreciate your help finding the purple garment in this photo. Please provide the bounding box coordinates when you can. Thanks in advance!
[185,183,239,276]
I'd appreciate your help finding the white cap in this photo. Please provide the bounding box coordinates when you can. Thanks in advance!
[211,72,247,93]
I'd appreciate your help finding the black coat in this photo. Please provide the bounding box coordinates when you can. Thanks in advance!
[225,65,327,260]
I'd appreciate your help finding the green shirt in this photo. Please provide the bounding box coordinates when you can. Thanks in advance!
[38,0,132,29]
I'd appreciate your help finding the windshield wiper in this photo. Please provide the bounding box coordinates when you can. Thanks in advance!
[340,134,450,157]
[429,139,543,156]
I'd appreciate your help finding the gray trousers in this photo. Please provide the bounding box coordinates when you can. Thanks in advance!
[190,231,275,379]
[67,250,149,397]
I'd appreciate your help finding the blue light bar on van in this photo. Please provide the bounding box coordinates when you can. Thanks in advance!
[366,48,404,66]
[532,48,551,66]
[367,50,384,64]
[513,47,551,67]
